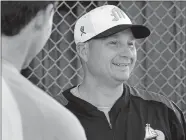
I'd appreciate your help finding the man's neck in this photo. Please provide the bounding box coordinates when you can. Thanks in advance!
[79,76,124,108]
[2,35,30,71]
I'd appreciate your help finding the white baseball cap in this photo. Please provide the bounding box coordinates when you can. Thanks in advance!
[74,5,150,44]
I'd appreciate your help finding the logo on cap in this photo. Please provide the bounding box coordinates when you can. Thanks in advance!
[111,7,125,21]
[80,26,86,36]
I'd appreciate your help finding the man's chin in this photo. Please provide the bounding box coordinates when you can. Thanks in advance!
[113,76,129,84]
[116,79,128,83]
[113,72,130,81]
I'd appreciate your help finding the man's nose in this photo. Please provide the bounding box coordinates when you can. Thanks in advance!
[118,45,133,58]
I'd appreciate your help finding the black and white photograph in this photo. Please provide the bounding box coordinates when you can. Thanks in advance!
[1,1,186,140]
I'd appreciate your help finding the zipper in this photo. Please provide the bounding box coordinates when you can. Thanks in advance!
[108,120,112,129]
[103,113,112,129]
[105,113,115,140]
[112,129,115,140]
[111,116,115,140]
[112,109,122,140]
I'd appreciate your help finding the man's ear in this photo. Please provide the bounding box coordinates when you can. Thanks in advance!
[76,42,89,62]
[34,4,54,30]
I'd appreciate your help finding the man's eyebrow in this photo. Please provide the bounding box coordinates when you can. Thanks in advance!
[110,33,119,38]
[129,36,135,41]
[103,34,119,40]
[126,33,135,40]
[106,34,135,41]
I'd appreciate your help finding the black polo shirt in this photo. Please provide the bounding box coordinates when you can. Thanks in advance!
[55,84,186,140]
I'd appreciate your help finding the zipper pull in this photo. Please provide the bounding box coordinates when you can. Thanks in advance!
[109,121,112,129]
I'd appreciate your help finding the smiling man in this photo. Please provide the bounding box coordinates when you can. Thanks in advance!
[55,5,186,140]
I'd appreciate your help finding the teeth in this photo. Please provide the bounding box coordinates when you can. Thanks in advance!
[112,59,132,67]
[114,63,129,66]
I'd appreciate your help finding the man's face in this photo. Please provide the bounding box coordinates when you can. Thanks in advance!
[86,28,137,84]
[22,4,55,69]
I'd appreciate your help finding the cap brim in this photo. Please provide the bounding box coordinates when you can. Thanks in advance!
[93,24,150,39]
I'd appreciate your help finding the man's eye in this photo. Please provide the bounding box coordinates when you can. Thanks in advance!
[109,41,118,45]
[128,41,135,48]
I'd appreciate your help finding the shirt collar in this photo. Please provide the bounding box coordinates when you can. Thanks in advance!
[62,84,131,117]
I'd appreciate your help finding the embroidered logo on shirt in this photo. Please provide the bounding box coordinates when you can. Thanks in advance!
[144,124,165,140]
[80,26,86,36]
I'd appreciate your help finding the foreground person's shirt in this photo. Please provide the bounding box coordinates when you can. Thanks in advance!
[55,84,186,140]
[2,60,87,140]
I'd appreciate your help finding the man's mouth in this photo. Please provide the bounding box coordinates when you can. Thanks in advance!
[112,58,132,67]
[112,63,130,67]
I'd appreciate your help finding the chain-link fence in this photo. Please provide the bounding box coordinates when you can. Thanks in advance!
[21,1,186,119]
